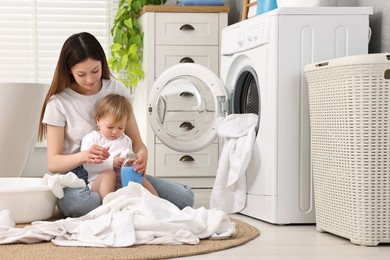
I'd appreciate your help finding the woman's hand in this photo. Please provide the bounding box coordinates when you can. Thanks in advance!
[86,144,110,164]
[134,149,147,174]
[125,104,148,174]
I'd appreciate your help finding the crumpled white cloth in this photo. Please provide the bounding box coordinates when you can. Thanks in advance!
[42,172,86,198]
[0,210,55,244]
[0,183,235,247]
[210,113,258,214]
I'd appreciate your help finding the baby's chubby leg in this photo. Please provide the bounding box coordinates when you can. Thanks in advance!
[92,169,117,199]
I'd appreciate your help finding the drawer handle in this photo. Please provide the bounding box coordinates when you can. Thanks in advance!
[180,122,195,131]
[180,91,194,97]
[180,24,195,31]
[180,155,195,162]
[180,57,195,63]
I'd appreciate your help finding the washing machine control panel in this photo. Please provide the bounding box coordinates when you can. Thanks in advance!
[221,14,270,55]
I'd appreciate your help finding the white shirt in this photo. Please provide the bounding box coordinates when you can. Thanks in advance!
[80,130,133,185]
[42,78,132,155]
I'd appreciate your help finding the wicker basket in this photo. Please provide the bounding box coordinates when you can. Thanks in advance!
[304,53,390,246]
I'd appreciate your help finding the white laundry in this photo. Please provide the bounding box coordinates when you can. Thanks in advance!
[42,172,86,198]
[0,210,55,244]
[0,183,235,247]
[210,113,258,214]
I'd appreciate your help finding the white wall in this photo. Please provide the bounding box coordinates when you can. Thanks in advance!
[23,148,48,177]
[330,0,390,53]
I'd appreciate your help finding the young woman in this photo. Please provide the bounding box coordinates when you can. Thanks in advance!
[38,32,194,217]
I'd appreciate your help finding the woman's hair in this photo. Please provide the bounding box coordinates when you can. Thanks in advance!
[96,94,132,123]
[38,32,111,141]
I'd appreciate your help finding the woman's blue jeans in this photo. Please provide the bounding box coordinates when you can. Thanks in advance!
[57,166,194,217]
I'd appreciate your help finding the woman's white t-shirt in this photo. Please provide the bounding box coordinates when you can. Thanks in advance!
[42,78,132,155]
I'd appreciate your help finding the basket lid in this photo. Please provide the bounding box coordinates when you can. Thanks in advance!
[304,53,390,73]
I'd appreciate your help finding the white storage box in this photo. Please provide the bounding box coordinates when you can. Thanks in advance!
[304,53,390,246]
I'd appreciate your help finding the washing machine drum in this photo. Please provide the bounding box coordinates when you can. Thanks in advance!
[148,63,227,153]
[233,70,260,116]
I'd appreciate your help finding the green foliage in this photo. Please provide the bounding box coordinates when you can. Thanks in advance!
[109,0,167,87]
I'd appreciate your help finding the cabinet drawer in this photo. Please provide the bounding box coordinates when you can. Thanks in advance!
[155,13,219,45]
[155,143,218,178]
[155,45,219,77]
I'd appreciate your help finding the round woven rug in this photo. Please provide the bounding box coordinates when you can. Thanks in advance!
[1,217,259,260]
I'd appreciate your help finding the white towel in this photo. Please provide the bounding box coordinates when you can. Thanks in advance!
[210,113,258,214]
[42,172,86,198]
[0,210,14,229]
[0,183,235,247]
[0,210,55,244]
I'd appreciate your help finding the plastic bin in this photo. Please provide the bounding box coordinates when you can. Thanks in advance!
[304,53,390,246]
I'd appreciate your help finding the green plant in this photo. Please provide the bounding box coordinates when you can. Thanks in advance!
[109,0,167,87]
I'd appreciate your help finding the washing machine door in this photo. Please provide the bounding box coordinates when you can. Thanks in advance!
[148,63,227,153]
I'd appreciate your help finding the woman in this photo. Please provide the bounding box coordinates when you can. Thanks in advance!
[38,32,194,217]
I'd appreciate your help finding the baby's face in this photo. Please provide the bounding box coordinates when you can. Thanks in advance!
[97,115,127,140]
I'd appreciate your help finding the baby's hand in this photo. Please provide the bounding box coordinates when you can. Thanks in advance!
[113,156,125,170]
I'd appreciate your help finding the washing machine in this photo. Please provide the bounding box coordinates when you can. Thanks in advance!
[147,7,372,224]
[222,7,372,224]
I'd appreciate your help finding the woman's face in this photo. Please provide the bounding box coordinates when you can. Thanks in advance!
[70,58,102,95]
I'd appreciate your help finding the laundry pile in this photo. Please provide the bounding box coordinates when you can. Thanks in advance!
[0,175,235,247]
[42,172,86,198]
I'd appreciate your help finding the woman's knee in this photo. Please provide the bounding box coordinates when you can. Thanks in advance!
[145,175,194,209]
[57,186,101,217]
[175,185,194,209]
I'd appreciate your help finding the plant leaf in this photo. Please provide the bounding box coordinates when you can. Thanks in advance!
[131,0,142,10]
[124,18,133,29]
[115,61,123,72]
[121,54,129,68]
[128,44,137,55]
[111,43,122,52]
[132,34,142,46]
[115,7,126,22]
[120,0,127,7]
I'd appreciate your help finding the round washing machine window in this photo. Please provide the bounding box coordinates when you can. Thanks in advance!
[154,75,214,141]
[233,69,261,120]
[148,63,227,153]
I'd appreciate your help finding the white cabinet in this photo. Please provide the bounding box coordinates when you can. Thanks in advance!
[133,6,228,188]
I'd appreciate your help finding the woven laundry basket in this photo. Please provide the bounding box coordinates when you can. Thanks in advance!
[304,53,390,246]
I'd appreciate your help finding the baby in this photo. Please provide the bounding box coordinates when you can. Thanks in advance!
[81,94,158,199]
